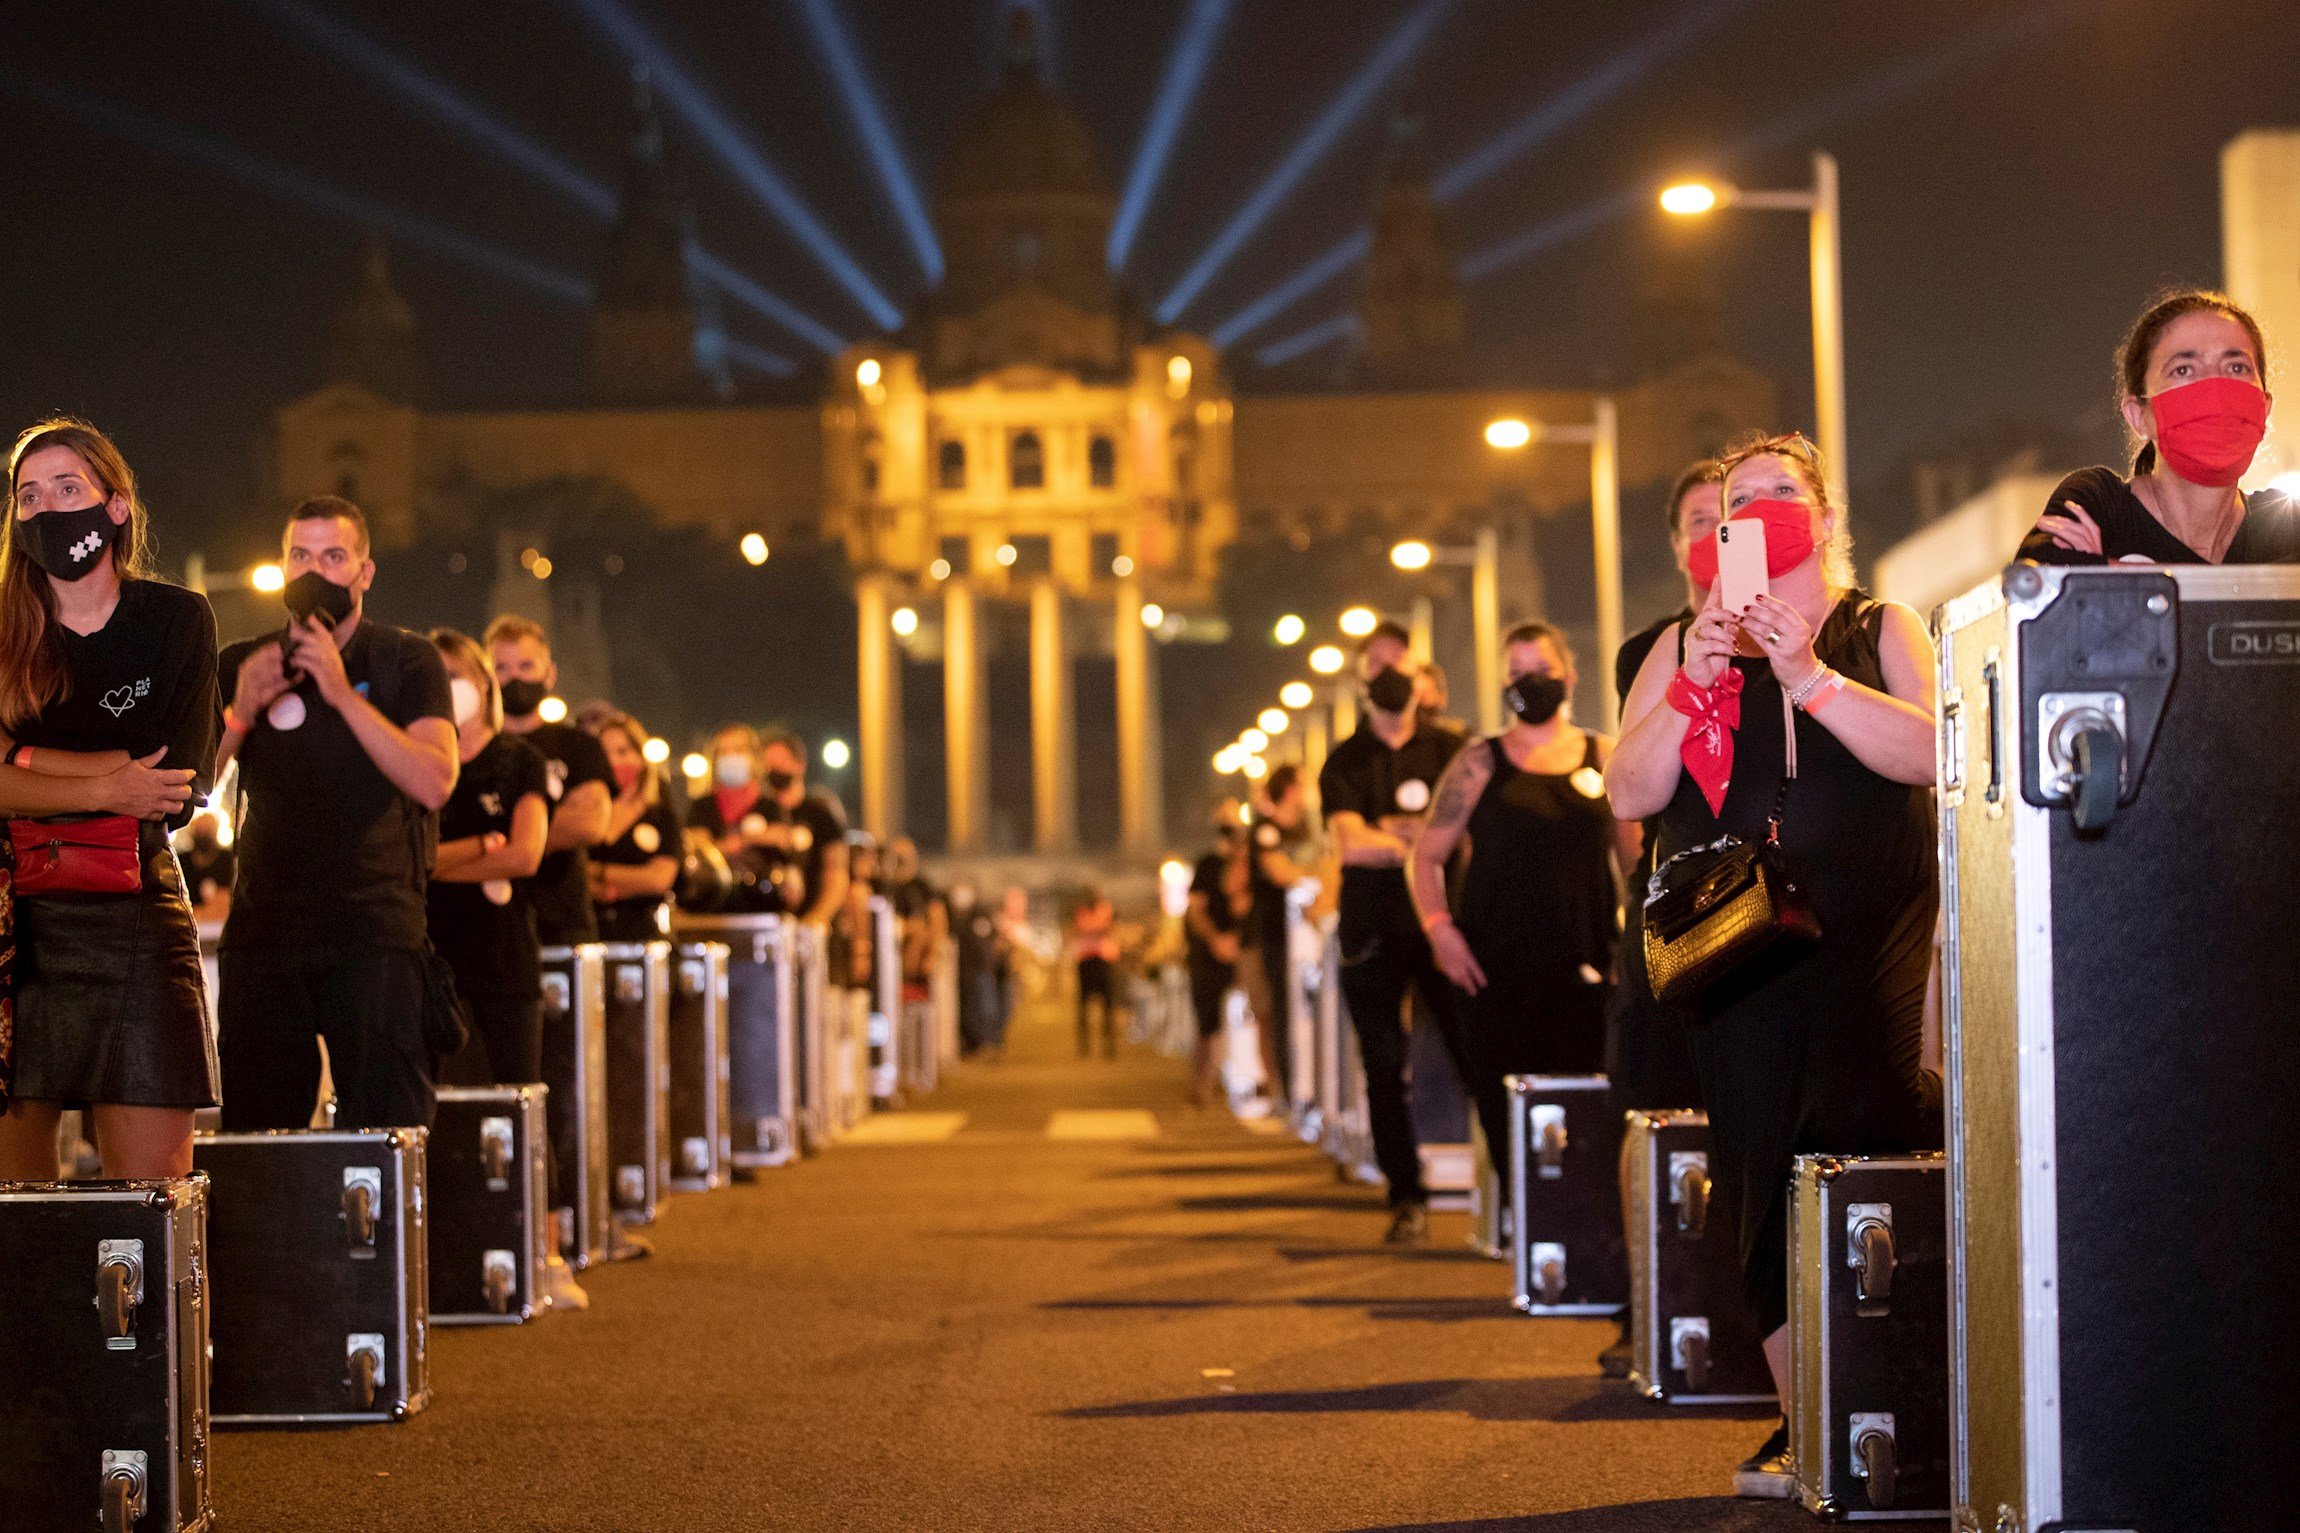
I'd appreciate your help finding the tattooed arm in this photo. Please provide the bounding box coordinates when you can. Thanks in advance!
[1410,742,1493,993]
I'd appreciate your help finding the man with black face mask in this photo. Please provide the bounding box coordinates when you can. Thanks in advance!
[1315,619,1469,1244]
[214,495,459,1130]
[1408,622,1640,1186]
[483,615,612,945]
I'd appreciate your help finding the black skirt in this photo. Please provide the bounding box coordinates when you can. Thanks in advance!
[11,826,218,1108]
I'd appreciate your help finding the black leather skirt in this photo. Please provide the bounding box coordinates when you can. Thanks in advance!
[10,825,218,1108]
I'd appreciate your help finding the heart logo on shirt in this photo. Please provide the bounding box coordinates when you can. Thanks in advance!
[99,686,136,717]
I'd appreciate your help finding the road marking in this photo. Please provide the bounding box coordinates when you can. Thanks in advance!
[1046,1110,1160,1141]
[842,1113,968,1144]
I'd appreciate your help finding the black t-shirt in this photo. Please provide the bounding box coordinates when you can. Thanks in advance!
[1187,849,1241,963]
[2018,466,2300,566]
[219,618,453,950]
[428,732,549,999]
[1245,817,1307,951]
[1316,720,1465,934]
[593,791,682,938]
[16,579,219,829]
[787,787,849,911]
[1616,606,1694,707]
[509,721,613,945]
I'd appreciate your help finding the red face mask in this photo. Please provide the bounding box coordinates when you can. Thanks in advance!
[1686,498,1821,588]
[612,760,643,794]
[2149,376,2269,488]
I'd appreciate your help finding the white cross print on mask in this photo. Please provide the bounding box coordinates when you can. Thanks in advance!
[69,529,104,563]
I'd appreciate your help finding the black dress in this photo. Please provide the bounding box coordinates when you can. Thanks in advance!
[1454,733,1620,1175]
[10,579,220,1108]
[2018,466,2300,565]
[1653,594,1940,1335]
[427,732,550,1085]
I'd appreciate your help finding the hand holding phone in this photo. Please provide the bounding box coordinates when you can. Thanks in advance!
[1716,519,1770,619]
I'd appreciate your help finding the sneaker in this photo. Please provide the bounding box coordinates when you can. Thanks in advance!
[541,1252,591,1313]
[1383,1203,1429,1246]
[1731,1420,1794,1498]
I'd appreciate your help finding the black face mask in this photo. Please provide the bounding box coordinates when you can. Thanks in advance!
[282,570,355,629]
[1364,666,1416,715]
[16,502,119,582]
[1504,674,1569,725]
[764,768,797,794]
[498,678,549,718]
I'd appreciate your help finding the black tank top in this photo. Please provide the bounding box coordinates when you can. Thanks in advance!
[1456,732,1619,977]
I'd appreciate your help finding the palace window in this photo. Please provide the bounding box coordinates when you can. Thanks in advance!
[1010,430,1045,490]
[1088,434,1116,489]
[1010,534,1052,576]
[939,536,971,576]
[938,439,967,491]
[1090,532,1121,576]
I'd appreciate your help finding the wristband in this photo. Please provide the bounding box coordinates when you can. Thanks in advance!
[1420,911,1455,936]
[222,705,246,736]
[7,744,27,770]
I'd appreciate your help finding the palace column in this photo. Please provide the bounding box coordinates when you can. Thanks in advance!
[1113,574,1164,859]
[943,579,988,853]
[855,574,903,838]
[1029,580,1076,854]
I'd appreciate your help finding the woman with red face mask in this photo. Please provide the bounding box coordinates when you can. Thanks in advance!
[1607,432,1942,1499]
[2026,289,2294,564]
[585,707,682,941]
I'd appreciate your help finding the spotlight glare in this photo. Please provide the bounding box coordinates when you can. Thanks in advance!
[682,752,710,780]
[1308,644,1346,675]
[537,696,569,724]
[1280,681,1315,709]
[1258,708,1289,735]
[1140,602,1167,629]
[890,606,919,637]
[740,532,770,566]
[249,562,285,594]
[1110,0,1235,269]
[821,738,851,770]
[1255,312,1361,370]
[642,737,671,764]
[789,0,943,284]
[1272,613,1306,645]
[1240,728,1270,753]
[1339,607,1379,639]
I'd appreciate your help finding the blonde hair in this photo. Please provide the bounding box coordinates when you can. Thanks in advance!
[482,613,549,653]
[587,705,663,808]
[1716,431,1853,587]
[429,627,502,731]
[2,420,155,730]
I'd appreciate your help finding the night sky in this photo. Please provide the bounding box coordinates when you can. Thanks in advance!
[3,0,2296,572]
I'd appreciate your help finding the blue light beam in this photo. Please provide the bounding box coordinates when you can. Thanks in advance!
[1255,313,1360,370]
[246,0,842,353]
[788,0,942,285]
[1208,0,1753,346]
[563,0,904,330]
[724,337,798,377]
[1108,0,1232,272]
[1155,0,1458,325]
[2,67,590,306]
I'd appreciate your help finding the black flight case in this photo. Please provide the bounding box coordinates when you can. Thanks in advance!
[0,1176,213,1531]
[1624,1109,1771,1403]
[1937,563,2300,1532]
[600,941,672,1223]
[1788,1152,1949,1520]
[1505,1074,1627,1314]
[430,1084,552,1324]
[195,1129,431,1425]
[675,914,799,1168]
[668,940,733,1191]
[540,943,612,1265]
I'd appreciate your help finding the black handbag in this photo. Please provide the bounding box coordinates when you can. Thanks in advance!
[1643,690,1822,1007]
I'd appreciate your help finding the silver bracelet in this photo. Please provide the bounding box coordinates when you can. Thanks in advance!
[1787,665,1839,709]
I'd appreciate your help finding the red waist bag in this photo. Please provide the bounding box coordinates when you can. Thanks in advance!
[10,816,142,895]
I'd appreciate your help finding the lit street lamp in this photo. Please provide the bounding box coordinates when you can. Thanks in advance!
[1338,606,1379,639]
[1661,150,1847,509]
[1389,531,1502,734]
[1485,404,1624,729]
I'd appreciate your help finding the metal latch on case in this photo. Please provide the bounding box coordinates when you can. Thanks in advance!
[343,1167,382,1256]
[679,960,707,996]
[95,1239,144,1351]
[1669,1151,1710,1237]
[101,1449,148,1533]
[346,1333,386,1410]
[1847,1201,1896,1312]
[480,1117,515,1190]
[1531,1242,1567,1305]
[1532,1104,1567,1179]
[1669,1315,1712,1392]
[614,965,646,1004]
[542,971,571,1018]
[2038,691,2128,831]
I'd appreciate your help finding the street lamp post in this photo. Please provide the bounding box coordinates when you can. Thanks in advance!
[1662,150,1847,510]
[1392,530,1504,734]
[1483,403,1624,729]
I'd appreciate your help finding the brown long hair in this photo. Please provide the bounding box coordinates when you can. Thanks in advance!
[2116,289,2269,474]
[1,419,156,729]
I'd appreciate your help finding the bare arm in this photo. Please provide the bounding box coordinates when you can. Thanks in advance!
[1328,810,1413,867]
[0,754,191,819]
[435,794,548,883]
[1802,602,1938,786]
[1407,744,1490,933]
[0,741,131,778]
[594,855,678,901]
[545,779,611,854]
[292,618,458,810]
[1606,623,1700,821]
[803,841,849,927]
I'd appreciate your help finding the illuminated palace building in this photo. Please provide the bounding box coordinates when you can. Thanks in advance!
[273,20,1773,858]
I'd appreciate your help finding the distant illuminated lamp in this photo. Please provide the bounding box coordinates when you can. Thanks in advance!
[249,562,285,594]
[641,737,671,764]
[537,696,568,724]
[1166,354,1192,396]
[891,606,920,637]
[1484,418,1533,450]
[1307,644,1346,675]
[681,752,710,780]
[1272,613,1305,645]
[1659,181,1720,216]
[855,357,882,388]
[530,555,554,580]
[1140,602,1166,629]
[1241,756,1268,781]
[1240,728,1270,753]
[1111,554,1135,578]
[929,558,952,581]
[740,533,770,566]
[1338,606,1379,638]
[1280,681,1314,710]
[995,543,1019,568]
[1389,540,1433,571]
[1258,708,1289,735]
[822,738,851,770]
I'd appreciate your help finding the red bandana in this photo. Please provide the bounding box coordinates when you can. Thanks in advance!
[1667,667,1744,817]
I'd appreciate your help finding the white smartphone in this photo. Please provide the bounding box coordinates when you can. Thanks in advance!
[1716,519,1770,618]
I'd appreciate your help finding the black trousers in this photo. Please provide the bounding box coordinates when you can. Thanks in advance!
[217,943,435,1131]
[1336,921,1469,1208]
[1186,952,1231,1040]
[1076,957,1117,1056]
[436,990,544,1088]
